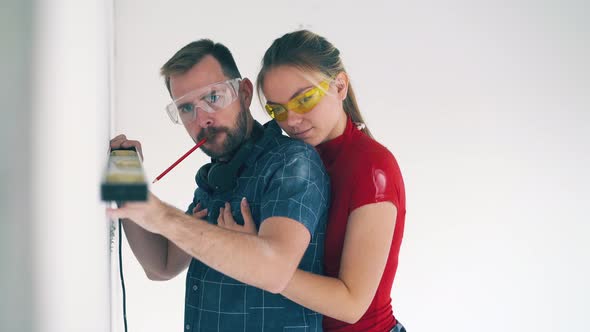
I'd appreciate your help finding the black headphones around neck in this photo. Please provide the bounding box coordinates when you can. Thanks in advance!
[195,122,264,193]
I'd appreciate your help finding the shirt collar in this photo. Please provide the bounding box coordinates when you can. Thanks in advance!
[315,116,355,168]
[243,120,281,166]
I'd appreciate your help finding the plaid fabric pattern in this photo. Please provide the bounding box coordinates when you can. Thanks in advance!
[390,321,407,332]
[183,121,330,332]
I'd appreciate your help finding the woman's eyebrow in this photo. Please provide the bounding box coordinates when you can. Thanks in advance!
[266,85,313,104]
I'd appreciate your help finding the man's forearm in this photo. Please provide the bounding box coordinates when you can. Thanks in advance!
[121,219,170,280]
[158,207,301,293]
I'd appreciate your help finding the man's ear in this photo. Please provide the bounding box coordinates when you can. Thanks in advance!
[240,78,254,107]
[335,72,349,100]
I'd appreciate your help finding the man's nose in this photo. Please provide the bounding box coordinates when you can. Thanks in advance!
[196,107,214,128]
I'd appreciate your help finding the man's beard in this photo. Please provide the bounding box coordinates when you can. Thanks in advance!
[197,104,248,160]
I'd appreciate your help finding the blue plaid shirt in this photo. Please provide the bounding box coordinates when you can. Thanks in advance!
[184,121,330,332]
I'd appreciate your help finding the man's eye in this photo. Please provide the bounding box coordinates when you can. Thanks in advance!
[205,94,220,104]
[179,104,194,113]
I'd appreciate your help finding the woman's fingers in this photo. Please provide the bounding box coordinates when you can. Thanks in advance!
[240,198,257,234]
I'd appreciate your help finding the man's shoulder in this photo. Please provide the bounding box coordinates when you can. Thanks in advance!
[260,121,320,159]
[270,136,316,156]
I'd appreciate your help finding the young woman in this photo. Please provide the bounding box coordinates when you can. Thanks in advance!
[217,30,406,332]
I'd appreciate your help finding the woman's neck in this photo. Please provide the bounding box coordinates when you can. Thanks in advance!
[324,111,348,143]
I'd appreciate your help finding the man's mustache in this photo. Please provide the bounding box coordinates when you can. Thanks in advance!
[197,126,230,141]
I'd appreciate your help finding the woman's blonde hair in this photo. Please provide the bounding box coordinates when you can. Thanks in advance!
[256,30,372,137]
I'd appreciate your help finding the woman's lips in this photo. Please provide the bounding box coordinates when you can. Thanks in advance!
[291,127,313,138]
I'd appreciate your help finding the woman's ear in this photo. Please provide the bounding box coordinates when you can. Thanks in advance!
[240,78,254,107]
[335,72,349,100]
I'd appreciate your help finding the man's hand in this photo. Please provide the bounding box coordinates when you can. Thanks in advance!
[217,198,257,235]
[110,134,144,160]
[106,192,169,234]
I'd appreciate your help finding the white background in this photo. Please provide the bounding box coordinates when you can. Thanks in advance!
[1,0,588,332]
[115,0,590,332]
[114,1,589,331]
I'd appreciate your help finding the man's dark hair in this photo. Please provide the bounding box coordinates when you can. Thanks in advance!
[161,39,242,94]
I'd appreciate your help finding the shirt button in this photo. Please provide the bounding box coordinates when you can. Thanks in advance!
[186,324,190,330]
[193,285,198,291]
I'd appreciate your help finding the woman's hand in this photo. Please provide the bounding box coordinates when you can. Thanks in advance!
[192,202,208,220]
[217,198,257,235]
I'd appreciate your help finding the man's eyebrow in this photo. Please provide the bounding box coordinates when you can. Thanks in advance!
[266,85,313,105]
[199,88,217,99]
[172,80,224,100]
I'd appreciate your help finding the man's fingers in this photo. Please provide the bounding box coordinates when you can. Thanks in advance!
[109,134,127,148]
[121,140,144,160]
[121,139,140,150]
[109,136,144,160]
[106,207,123,220]
[110,139,124,150]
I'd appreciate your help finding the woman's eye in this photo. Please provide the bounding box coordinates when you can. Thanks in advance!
[299,95,313,104]
[179,104,194,113]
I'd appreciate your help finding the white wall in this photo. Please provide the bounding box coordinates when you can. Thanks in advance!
[29,0,113,331]
[3,1,115,332]
[114,1,590,331]
[1,1,34,331]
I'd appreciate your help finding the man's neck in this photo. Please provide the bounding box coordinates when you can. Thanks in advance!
[244,115,255,140]
[217,115,255,163]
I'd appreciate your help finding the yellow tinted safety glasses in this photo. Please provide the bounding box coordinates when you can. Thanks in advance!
[265,78,332,122]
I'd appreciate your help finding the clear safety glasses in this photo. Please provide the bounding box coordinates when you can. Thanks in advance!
[264,78,332,122]
[166,78,241,125]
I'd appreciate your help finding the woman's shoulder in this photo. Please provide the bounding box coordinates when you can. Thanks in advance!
[349,130,398,165]
[345,130,405,211]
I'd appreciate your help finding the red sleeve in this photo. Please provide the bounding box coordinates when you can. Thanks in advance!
[349,149,402,212]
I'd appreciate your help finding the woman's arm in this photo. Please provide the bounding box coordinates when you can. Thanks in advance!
[216,200,397,323]
[280,202,397,323]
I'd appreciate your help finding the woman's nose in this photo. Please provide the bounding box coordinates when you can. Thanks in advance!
[286,109,303,127]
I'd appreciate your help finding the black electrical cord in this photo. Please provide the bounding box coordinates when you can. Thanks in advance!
[118,219,128,332]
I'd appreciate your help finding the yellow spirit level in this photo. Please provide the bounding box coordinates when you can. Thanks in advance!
[101,148,148,201]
